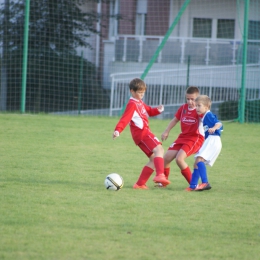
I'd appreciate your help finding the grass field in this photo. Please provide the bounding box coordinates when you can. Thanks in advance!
[0,114,260,260]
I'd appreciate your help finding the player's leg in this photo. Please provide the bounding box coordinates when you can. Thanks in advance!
[186,157,203,191]
[178,139,203,184]
[132,141,155,189]
[152,144,170,186]
[163,149,178,180]
[198,161,208,183]
[194,137,221,191]
[164,149,178,168]
[195,160,212,191]
[175,149,192,184]
[133,163,154,189]
[133,135,169,188]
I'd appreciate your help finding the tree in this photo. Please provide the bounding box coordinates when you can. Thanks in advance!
[0,0,112,112]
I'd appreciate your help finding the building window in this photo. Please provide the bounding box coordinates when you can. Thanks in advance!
[135,0,147,35]
[193,18,212,38]
[109,0,119,38]
[248,21,260,40]
[136,14,147,35]
[217,19,235,39]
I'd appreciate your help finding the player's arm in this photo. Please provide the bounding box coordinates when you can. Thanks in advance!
[161,116,179,141]
[144,103,164,117]
[206,113,222,134]
[112,102,135,139]
[208,122,222,134]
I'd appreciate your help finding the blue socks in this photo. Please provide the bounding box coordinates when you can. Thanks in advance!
[197,162,208,183]
[189,168,200,189]
[189,162,208,189]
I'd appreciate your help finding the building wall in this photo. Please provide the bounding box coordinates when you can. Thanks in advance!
[118,0,136,34]
[102,0,260,89]
[77,1,98,64]
[146,0,170,35]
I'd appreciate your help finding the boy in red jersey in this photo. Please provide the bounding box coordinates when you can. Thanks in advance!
[160,86,204,186]
[113,78,170,189]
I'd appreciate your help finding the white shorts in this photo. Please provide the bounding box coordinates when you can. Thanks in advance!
[194,135,222,167]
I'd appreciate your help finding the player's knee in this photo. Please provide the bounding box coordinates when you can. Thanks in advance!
[196,157,204,164]
[153,144,164,156]
[158,145,164,154]
[175,156,184,165]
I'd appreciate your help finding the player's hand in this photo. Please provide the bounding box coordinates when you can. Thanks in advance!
[157,105,164,113]
[161,131,168,141]
[208,128,215,134]
[113,130,120,140]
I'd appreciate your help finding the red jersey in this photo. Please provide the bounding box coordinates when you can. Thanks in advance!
[114,97,161,145]
[175,104,204,142]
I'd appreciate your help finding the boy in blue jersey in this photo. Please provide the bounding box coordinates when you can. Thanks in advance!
[186,95,223,191]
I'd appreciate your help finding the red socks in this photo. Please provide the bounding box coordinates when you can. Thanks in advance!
[181,167,192,184]
[136,158,165,185]
[136,166,154,186]
[154,157,164,176]
[164,168,170,179]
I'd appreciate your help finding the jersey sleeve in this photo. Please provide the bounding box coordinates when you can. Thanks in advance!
[205,113,223,135]
[114,101,136,133]
[144,103,161,117]
[206,113,221,127]
[175,105,184,120]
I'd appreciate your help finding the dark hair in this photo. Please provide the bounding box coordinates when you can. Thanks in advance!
[129,78,147,92]
[186,86,199,95]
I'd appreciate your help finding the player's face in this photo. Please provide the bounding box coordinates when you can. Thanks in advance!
[131,90,145,100]
[196,102,208,115]
[186,93,198,109]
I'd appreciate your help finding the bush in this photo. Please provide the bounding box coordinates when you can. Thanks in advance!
[5,49,110,113]
[218,101,238,120]
[245,100,260,122]
[219,100,260,122]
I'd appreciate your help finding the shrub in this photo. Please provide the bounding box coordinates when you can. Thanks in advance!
[219,100,260,122]
[218,101,238,120]
[5,49,110,113]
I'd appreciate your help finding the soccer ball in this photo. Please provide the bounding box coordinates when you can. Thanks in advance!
[104,173,124,191]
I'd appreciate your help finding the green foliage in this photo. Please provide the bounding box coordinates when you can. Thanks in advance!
[6,49,109,112]
[0,0,102,52]
[218,100,260,122]
[245,100,260,122]
[0,114,260,259]
[0,0,111,112]
[218,101,239,120]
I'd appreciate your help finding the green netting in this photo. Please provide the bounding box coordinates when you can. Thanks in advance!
[0,0,259,122]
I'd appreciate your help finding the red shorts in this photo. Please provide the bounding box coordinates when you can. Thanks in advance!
[168,136,203,157]
[138,133,162,157]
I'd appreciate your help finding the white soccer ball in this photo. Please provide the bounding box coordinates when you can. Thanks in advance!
[104,173,124,191]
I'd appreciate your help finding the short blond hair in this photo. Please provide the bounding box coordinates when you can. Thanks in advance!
[195,95,212,108]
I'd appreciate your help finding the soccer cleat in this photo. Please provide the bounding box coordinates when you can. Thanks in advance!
[185,187,194,191]
[133,183,149,189]
[153,174,171,186]
[195,183,212,191]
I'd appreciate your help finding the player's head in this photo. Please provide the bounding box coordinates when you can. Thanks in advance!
[129,78,146,100]
[185,86,200,109]
[195,95,211,115]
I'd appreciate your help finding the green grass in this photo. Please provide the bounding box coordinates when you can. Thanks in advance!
[0,114,260,259]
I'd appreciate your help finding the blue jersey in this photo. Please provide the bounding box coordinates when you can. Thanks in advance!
[202,111,223,139]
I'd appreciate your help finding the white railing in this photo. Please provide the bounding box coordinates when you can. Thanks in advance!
[109,64,260,116]
[114,35,260,65]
